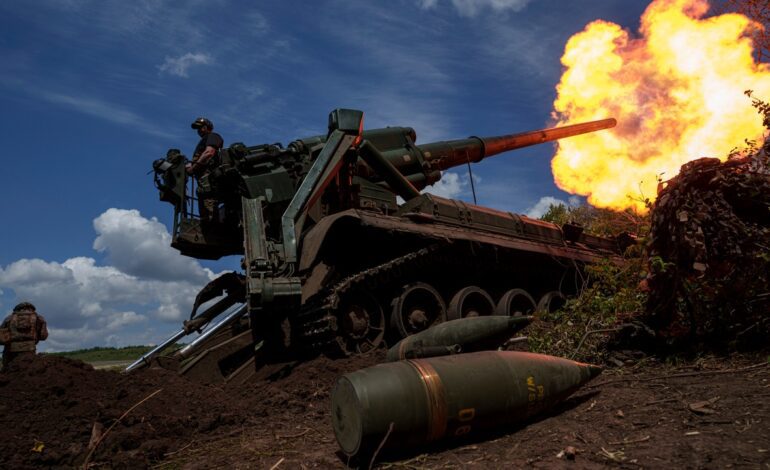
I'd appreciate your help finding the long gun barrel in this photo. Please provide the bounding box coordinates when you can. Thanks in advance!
[418,118,616,171]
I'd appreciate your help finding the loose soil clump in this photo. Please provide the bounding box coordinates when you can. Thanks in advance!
[0,354,250,469]
[1,350,768,469]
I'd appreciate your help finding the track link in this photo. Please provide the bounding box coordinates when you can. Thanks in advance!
[295,244,444,352]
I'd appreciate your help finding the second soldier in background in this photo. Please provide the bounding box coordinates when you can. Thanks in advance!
[0,302,48,369]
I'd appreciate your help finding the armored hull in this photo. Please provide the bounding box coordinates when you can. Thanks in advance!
[294,199,620,353]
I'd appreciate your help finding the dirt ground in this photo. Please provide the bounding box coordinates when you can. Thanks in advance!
[0,350,768,469]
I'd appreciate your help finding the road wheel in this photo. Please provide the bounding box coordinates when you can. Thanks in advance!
[496,288,536,317]
[537,290,567,315]
[334,291,385,355]
[447,286,495,320]
[390,282,446,339]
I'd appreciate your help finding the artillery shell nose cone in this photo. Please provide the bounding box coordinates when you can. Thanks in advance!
[508,315,534,326]
[588,364,603,378]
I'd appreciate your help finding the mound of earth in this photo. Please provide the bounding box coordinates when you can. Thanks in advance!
[0,351,378,469]
[1,349,768,469]
[0,354,251,468]
[162,353,770,469]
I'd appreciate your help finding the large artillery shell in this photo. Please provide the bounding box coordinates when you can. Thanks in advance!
[386,315,532,362]
[332,350,601,458]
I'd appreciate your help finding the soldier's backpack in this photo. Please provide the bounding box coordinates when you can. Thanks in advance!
[9,312,37,342]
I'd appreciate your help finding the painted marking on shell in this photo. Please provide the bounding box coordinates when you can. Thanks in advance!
[454,425,472,436]
[458,408,475,422]
[454,407,476,436]
[526,375,546,415]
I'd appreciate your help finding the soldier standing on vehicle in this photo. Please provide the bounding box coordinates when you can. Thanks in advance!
[186,117,224,223]
[0,302,48,369]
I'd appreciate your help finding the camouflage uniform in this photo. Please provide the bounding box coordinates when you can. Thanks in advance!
[0,302,48,368]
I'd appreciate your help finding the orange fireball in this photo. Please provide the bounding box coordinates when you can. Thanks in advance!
[552,0,770,212]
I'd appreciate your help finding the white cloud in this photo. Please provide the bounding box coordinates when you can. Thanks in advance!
[424,172,465,199]
[0,209,221,351]
[156,302,186,322]
[525,195,580,218]
[422,171,481,199]
[245,11,269,35]
[105,311,144,330]
[92,209,211,283]
[7,1,215,50]
[158,52,213,78]
[418,0,532,17]
[45,323,153,351]
[422,171,482,200]
[0,258,74,285]
[32,90,174,138]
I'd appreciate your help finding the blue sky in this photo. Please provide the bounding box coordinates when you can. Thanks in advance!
[0,0,651,351]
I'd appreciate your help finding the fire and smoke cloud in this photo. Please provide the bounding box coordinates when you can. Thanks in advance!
[552,0,770,212]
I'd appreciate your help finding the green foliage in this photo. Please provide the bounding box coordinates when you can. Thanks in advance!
[539,203,569,225]
[728,91,770,160]
[528,256,648,362]
[648,255,674,275]
[746,90,770,129]
[540,203,649,238]
[528,203,651,362]
[47,345,182,362]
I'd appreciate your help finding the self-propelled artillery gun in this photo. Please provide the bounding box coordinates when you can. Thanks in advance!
[130,109,622,382]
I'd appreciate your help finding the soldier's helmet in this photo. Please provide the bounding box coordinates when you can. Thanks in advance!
[13,302,35,313]
[191,117,214,130]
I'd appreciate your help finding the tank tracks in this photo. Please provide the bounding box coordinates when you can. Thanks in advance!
[295,244,445,353]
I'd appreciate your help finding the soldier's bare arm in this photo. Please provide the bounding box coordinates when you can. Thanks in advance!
[195,146,218,166]
[187,146,218,175]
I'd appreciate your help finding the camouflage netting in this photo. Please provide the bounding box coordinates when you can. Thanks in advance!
[644,141,770,348]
